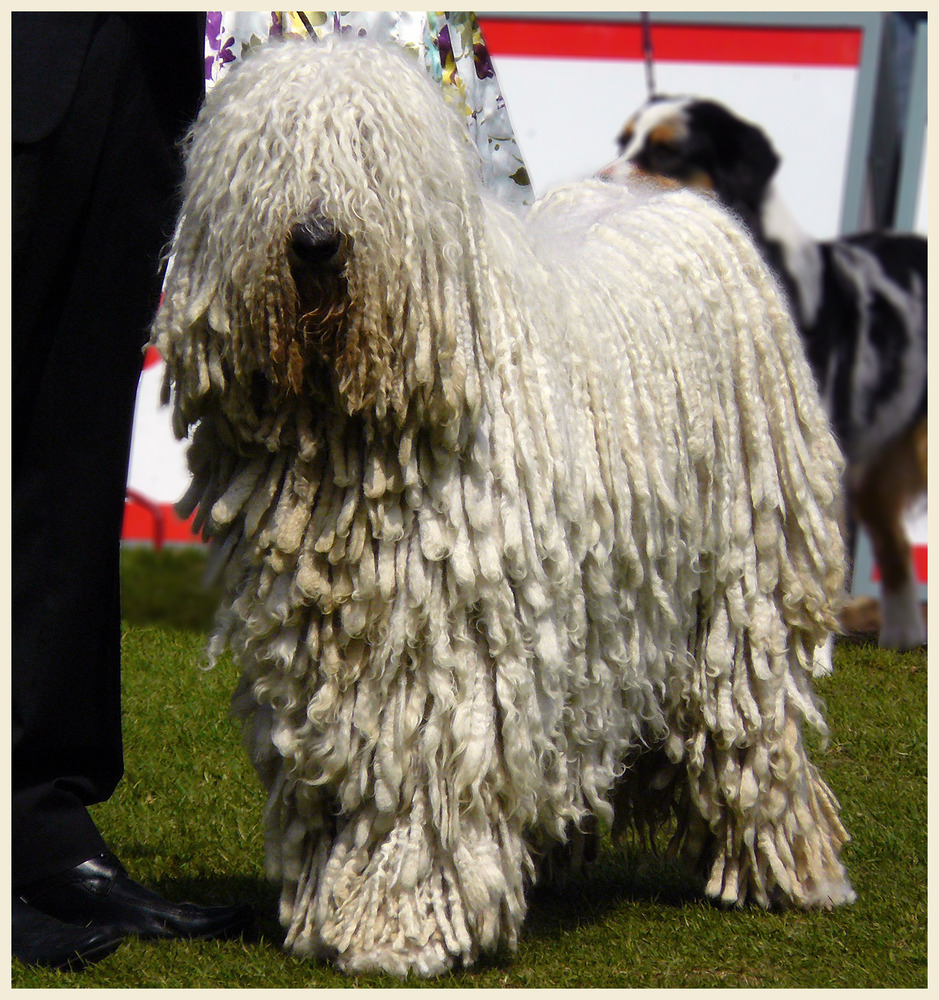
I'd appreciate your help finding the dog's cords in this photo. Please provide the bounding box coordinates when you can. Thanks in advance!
[641,12,656,100]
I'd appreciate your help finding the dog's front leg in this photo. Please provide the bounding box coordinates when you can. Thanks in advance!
[237,638,531,978]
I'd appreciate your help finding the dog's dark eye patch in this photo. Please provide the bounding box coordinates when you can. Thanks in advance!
[290,222,342,265]
[643,143,685,173]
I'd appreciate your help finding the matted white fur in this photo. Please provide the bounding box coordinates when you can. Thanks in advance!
[152,36,854,977]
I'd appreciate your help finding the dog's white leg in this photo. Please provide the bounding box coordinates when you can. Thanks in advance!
[236,637,532,978]
[679,713,855,911]
[880,575,927,650]
[284,786,528,977]
[849,423,927,650]
[672,601,855,910]
[811,633,835,675]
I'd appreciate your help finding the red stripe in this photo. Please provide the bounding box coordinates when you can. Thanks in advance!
[122,500,203,545]
[872,546,928,585]
[142,346,162,369]
[477,18,862,67]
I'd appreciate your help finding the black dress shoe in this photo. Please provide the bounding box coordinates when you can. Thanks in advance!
[13,896,124,971]
[18,852,254,942]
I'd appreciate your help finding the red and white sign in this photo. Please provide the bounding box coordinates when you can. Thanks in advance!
[123,347,198,546]
[476,16,865,238]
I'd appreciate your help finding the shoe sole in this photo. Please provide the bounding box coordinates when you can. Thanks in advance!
[16,934,124,973]
[129,909,255,943]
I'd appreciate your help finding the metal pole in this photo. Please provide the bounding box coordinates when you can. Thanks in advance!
[641,12,656,99]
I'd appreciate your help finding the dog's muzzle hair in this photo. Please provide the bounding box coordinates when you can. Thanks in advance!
[282,218,350,394]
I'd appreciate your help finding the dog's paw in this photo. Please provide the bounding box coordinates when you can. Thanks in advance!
[811,634,834,675]
[879,581,926,650]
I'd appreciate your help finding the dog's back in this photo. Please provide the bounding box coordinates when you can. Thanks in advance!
[807,230,925,464]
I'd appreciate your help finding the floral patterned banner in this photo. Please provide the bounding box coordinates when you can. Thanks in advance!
[204,11,533,206]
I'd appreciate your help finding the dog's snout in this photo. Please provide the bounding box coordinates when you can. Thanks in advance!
[289,222,342,265]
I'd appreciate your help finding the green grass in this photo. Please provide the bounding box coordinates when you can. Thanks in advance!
[12,547,927,987]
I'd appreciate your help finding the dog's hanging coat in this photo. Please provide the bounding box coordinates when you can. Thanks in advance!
[153,36,854,977]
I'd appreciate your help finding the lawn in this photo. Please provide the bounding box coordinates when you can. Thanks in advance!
[11,546,927,988]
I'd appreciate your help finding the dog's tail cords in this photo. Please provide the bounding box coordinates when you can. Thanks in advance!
[641,12,657,100]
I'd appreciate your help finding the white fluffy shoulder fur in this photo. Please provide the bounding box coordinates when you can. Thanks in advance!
[153,37,853,977]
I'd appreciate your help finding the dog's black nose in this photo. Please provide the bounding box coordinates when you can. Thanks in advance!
[289,222,342,265]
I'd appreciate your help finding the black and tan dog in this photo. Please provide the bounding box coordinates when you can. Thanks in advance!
[600,95,927,649]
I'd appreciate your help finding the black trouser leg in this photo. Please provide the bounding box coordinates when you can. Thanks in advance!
[12,13,191,888]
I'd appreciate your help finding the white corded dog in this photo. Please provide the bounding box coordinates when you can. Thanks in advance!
[153,37,854,977]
